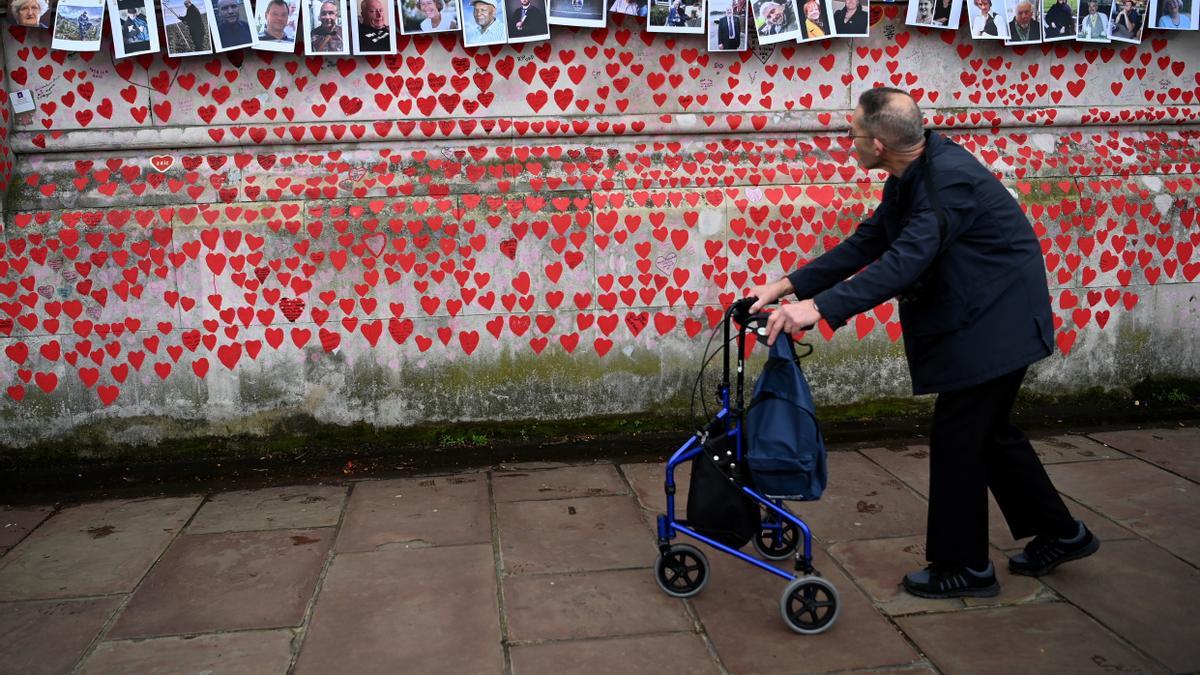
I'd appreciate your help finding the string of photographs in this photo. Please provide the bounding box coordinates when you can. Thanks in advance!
[6,0,1196,58]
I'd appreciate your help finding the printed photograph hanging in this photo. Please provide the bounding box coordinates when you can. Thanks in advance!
[399,0,459,33]
[1076,0,1110,37]
[648,0,706,31]
[907,0,962,27]
[1148,0,1193,27]
[751,0,800,41]
[304,0,350,52]
[108,0,160,56]
[461,0,508,44]
[830,0,868,35]
[1108,0,1145,40]
[162,0,213,55]
[506,0,550,41]
[52,0,104,50]
[1042,0,1077,38]
[547,0,605,27]
[966,0,1008,37]
[207,0,253,50]
[708,0,748,49]
[1003,0,1042,42]
[796,0,832,39]
[609,0,645,16]
[8,0,54,27]
[252,0,300,51]
[351,0,397,51]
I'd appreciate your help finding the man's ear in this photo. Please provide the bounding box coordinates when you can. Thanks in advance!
[872,137,886,157]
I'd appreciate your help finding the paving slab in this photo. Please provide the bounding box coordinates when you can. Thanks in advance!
[335,474,490,553]
[1089,427,1200,482]
[790,451,928,543]
[493,463,629,502]
[0,505,54,550]
[186,484,347,534]
[621,460,691,515]
[108,528,332,638]
[859,445,1135,549]
[1030,434,1133,463]
[509,633,722,675]
[293,544,502,675]
[498,495,656,575]
[1047,458,1200,565]
[1038,538,1200,673]
[825,535,1052,617]
[504,568,692,642]
[689,543,922,673]
[0,497,201,601]
[0,597,123,675]
[77,629,295,675]
[897,601,1169,675]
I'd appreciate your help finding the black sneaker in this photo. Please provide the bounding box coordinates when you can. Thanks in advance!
[902,562,1000,599]
[1008,520,1100,577]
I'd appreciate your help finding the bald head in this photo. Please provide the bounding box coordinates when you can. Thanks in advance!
[856,88,924,149]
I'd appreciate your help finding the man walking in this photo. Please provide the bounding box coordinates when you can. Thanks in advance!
[748,87,1099,599]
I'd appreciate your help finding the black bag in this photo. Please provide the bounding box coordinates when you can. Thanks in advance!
[686,429,761,549]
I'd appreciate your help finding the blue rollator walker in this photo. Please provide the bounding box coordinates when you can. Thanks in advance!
[654,297,840,634]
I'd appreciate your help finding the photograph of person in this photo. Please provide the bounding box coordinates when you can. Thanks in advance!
[1004,0,1041,42]
[708,0,747,49]
[52,0,103,50]
[752,0,799,41]
[830,0,868,35]
[966,0,1008,35]
[162,0,212,54]
[548,0,604,26]
[907,0,960,26]
[108,0,159,56]
[1108,0,1144,40]
[1076,0,1110,37]
[796,0,830,37]
[207,0,252,50]
[462,0,507,44]
[9,0,51,26]
[1042,0,1076,38]
[251,0,298,50]
[351,0,395,51]
[609,0,640,14]
[399,0,458,33]
[304,0,348,52]
[1150,0,1192,27]
[505,0,549,40]
[648,0,705,31]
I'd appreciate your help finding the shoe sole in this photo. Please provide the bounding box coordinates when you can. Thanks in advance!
[901,581,1000,599]
[1009,536,1101,577]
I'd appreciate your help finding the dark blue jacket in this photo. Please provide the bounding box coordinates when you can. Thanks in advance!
[787,132,1054,394]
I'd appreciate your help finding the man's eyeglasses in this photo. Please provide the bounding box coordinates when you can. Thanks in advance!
[846,133,872,140]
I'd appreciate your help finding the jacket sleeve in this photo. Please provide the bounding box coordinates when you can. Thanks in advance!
[811,179,975,329]
[785,202,890,302]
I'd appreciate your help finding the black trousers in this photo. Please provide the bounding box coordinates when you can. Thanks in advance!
[926,366,1076,566]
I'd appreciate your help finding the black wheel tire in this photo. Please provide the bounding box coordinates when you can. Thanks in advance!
[654,543,709,598]
[779,576,840,635]
[753,519,800,560]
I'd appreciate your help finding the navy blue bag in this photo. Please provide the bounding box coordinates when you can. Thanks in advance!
[744,337,828,500]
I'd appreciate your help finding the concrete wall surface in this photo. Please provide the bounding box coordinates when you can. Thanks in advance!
[1,15,1199,452]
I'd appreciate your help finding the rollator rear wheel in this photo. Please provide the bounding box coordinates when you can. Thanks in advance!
[753,518,799,560]
[779,576,839,635]
[654,544,709,598]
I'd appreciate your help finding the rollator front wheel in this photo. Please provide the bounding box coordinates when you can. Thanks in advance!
[779,576,839,635]
[654,544,709,598]
[753,518,799,560]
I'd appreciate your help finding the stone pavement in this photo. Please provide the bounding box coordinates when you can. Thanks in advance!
[1,425,1197,674]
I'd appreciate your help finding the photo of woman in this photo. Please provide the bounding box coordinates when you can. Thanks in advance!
[399,0,459,33]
